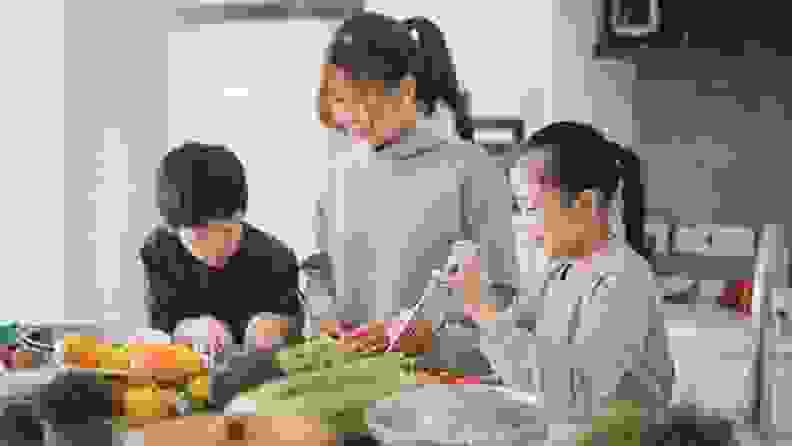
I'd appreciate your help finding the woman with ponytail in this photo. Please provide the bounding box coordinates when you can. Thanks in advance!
[312,12,516,365]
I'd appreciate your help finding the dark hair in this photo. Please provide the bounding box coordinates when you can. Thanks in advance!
[527,121,649,260]
[321,12,470,136]
[157,141,248,228]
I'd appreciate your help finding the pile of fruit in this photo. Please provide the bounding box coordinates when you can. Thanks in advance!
[60,335,210,428]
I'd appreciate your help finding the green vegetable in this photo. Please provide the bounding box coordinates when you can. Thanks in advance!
[274,336,381,375]
[111,416,129,433]
[240,337,420,434]
[243,354,406,433]
[576,400,642,446]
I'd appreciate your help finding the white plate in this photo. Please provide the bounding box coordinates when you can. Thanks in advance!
[368,384,546,445]
[0,368,59,399]
[488,386,540,405]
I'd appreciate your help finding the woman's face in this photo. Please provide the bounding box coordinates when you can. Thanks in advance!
[319,64,418,147]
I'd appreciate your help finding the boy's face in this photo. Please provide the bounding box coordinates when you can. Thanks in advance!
[319,64,417,147]
[182,222,242,259]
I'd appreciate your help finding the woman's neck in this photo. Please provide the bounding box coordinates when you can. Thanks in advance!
[372,128,409,152]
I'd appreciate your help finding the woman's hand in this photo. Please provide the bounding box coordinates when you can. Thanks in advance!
[318,320,341,339]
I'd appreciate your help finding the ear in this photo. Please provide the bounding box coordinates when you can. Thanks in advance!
[574,190,597,211]
[399,78,417,107]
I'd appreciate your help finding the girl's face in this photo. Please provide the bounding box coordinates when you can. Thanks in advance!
[510,153,550,242]
[541,187,600,259]
[319,64,418,147]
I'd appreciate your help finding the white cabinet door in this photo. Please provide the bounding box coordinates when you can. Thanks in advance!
[167,20,340,260]
[664,314,759,423]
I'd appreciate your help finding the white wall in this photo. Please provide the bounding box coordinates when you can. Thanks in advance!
[62,1,171,332]
[167,20,340,262]
[0,1,66,323]
[552,0,635,145]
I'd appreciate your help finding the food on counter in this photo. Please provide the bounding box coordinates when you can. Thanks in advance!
[273,335,376,375]
[243,352,406,435]
[61,337,205,379]
[188,374,210,402]
[175,345,204,375]
[576,400,642,446]
[10,349,36,369]
[124,383,168,421]
[61,334,97,366]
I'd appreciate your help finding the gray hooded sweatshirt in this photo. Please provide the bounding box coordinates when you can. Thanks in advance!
[313,127,517,334]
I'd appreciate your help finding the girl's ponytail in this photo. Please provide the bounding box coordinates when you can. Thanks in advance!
[403,17,471,138]
[611,142,650,260]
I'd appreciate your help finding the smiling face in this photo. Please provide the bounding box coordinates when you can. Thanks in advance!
[319,64,418,147]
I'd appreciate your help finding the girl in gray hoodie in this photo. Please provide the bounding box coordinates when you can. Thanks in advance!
[312,12,517,366]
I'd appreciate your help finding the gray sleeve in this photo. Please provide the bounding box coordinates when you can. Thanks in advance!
[310,199,336,298]
[476,307,539,391]
[461,148,519,310]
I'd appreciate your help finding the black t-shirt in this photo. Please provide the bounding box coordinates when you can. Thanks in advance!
[139,222,302,345]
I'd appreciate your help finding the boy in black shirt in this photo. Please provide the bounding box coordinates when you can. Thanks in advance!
[140,142,303,346]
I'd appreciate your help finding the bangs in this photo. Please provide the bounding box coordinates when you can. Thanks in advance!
[317,63,401,129]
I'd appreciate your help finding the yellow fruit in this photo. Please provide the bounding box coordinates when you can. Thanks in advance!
[188,374,210,402]
[105,348,131,371]
[94,343,114,369]
[63,335,97,352]
[175,348,203,375]
[124,384,164,418]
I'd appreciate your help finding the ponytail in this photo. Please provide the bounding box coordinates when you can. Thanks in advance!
[403,17,471,137]
[611,143,649,261]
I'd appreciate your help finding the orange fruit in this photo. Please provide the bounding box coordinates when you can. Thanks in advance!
[78,350,99,369]
[156,348,178,370]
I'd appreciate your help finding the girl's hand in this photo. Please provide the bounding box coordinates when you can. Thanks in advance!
[338,321,388,353]
[387,319,434,355]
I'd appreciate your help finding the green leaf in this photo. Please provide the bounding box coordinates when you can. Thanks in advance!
[111,417,129,433]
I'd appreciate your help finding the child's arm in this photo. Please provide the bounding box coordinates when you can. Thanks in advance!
[311,199,341,337]
[461,146,519,319]
[140,241,185,336]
